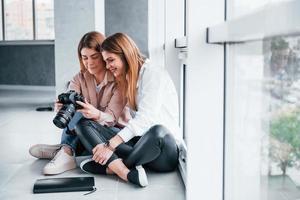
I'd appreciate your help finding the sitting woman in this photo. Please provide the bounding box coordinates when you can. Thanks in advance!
[29,31,127,175]
[75,33,181,187]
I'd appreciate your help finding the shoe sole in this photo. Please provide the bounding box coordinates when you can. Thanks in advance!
[80,158,94,174]
[43,161,77,175]
[136,165,148,187]
[29,144,62,159]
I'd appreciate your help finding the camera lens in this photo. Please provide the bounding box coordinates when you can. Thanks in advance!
[53,104,76,129]
[53,115,69,129]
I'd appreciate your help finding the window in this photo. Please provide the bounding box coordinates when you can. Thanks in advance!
[0,1,2,40]
[224,35,300,200]
[1,0,54,41]
[224,0,300,198]
[0,2,2,40]
[207,0,300,199]
[35,0,54,40]
[4,0,33,40]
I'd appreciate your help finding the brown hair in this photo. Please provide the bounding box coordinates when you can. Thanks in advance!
[101,33,145,110]
[77,31,106,72]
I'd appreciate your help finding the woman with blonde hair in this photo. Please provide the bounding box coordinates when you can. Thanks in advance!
[76,32,180,187]
[29,31,127,175]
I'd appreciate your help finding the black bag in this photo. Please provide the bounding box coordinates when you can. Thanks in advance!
[33,176,96,194]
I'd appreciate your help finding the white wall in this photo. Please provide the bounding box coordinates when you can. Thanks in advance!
[186,0,225,199]
[164,0,185,97]
[148,0,184,95]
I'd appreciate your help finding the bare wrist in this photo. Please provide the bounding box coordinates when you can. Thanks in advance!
[110,135,124,149]
[104,140,115,152]
[94,110,101,121]
[98,110,101,120]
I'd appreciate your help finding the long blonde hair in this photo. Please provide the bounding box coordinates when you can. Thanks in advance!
[101,33,145,110]
[77,31,106,72]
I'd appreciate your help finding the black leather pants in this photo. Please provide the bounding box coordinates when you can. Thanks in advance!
[74,118,121,165]
[123,125,179,172]
[74,118,179,172]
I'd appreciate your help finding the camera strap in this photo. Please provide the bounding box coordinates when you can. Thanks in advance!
[65,125,76,135]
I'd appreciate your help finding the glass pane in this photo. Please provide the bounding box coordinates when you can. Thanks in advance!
[0,2,2,40]
[4,0,33,40]
[225,35,300,200]
[35,0,54,40]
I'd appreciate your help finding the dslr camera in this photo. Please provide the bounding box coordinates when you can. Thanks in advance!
[53,90,84,129]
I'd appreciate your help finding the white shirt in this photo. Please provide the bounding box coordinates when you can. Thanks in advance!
[118,59,181,143]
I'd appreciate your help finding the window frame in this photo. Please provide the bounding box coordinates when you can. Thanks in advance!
[1,0,3,40]
[206,0,300,200]
[0,0,54,44]
[207,0,300,44]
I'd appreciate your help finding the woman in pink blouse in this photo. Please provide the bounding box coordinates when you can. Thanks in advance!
[29,31,128,175]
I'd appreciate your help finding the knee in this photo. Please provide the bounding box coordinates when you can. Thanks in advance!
[74,118,90,136]
[147,125,169,139]
[77,118,90,126]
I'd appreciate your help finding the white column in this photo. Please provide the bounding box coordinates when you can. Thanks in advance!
[186,0,224,199]
[148,0,165,67]
[94,0,105,33]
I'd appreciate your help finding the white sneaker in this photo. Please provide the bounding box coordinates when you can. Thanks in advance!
[43,148,76,175]
[29,144,62,159]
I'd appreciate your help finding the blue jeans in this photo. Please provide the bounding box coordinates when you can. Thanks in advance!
[60,112,83,152]
[60,112,121,154]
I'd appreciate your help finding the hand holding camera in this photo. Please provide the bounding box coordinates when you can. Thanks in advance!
[53,90,84,129]
[53,90,100,129]
[54,99,63,112]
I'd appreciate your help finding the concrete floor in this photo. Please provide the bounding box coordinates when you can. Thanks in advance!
[0,86,185,200]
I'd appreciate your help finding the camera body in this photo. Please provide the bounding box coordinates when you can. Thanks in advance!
[53,90,84,129]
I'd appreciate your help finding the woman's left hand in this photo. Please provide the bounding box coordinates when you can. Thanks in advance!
[92,144,113,165]
[76,100,100,120]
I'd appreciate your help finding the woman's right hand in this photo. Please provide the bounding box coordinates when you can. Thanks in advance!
[54,99,63,113]
[92,144,114,165]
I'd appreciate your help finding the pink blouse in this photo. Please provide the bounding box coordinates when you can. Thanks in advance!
[68,70,130,127]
